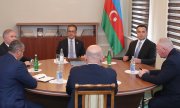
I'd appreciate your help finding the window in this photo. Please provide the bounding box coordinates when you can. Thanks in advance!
[131,0,150,37]
[167,0,180,50]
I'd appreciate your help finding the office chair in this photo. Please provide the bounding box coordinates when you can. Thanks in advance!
[75,83,115,108]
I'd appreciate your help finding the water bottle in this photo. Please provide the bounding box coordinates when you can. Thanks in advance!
[59,48,64,64]
[34,54,39,71]
[56,64,63,83]
[107,49,112,65]
[130,56,135,73]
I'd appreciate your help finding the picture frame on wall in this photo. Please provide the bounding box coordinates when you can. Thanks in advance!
[37,28,43,37]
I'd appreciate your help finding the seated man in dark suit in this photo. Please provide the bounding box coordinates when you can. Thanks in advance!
[0,29,31,65]
[138,38,180,108]
[0,40,43,108]
[66,45,118,108]
[123,25,156,65]
[56,25,85,58]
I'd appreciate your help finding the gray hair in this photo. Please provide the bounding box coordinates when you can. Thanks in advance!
[85,45,103,63]
[3,29,15,38]
[158,38,174,49]
[9,40,24,53]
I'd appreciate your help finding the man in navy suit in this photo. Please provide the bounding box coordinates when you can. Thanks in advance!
[66,45,118,108]
[56,25,85,58]
[0,40,43,108]
[0,29,31,65]
[123,25,156,65]
[139,38,180,108]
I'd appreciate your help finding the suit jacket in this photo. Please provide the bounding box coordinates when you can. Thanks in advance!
[66,64,118,108]
[56,38,85,58]
[0,53,37,108]
[141,49,180,107]
[125,39,156,65]
[0,42,31,62]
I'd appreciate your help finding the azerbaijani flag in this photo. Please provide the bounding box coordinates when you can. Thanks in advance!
[101,0,124,55]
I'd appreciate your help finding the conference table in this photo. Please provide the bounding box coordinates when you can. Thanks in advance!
[26,59,156,108]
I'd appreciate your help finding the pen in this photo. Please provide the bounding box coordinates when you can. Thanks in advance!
[39,76,45,79]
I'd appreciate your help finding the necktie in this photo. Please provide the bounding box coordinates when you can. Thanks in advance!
[134,41,142,58]
[69,39,74,58]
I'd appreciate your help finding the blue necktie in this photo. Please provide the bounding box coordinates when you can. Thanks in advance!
[134,41,142,58]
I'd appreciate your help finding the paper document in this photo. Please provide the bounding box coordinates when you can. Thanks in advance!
[33,74,54,82]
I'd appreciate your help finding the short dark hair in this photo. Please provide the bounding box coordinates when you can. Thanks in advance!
[67,24,77,31]
[9,40,24,53]
[136,25,148,31]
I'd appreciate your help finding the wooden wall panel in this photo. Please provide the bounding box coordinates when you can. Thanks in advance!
[20,36,96,60]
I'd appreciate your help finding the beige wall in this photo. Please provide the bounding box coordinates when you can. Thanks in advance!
[0,0,131,53]
[0,0,131,47]
[0,0,131,35]
[0,0,169,57]
[148,0,168,43]
[0,37,3,44]
[0,0,105,35]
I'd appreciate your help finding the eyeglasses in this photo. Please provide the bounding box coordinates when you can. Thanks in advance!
[67,30,76,33]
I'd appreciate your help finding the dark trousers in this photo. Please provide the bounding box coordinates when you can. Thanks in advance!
[148,91,180,108]
[25,100,44,108]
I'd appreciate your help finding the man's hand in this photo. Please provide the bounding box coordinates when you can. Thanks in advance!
[123,56,129,61]
[138,69,149,77]
[24,61,32,66]
[134,58,141,64]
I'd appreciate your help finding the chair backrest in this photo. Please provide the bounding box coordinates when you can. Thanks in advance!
[75,83,115,108]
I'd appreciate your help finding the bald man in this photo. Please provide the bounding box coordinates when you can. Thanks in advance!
[138,38,180,108]
[0,29,31,65]
[66,45,118,108]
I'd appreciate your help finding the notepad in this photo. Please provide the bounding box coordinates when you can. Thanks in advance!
[33,74,54,82]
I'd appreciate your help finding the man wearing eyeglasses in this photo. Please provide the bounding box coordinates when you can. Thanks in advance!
[56,25,85,58]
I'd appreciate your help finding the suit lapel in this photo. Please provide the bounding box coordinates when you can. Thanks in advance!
[65,39,69,56]
[2,42,9,51]
[75,39,78,55]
